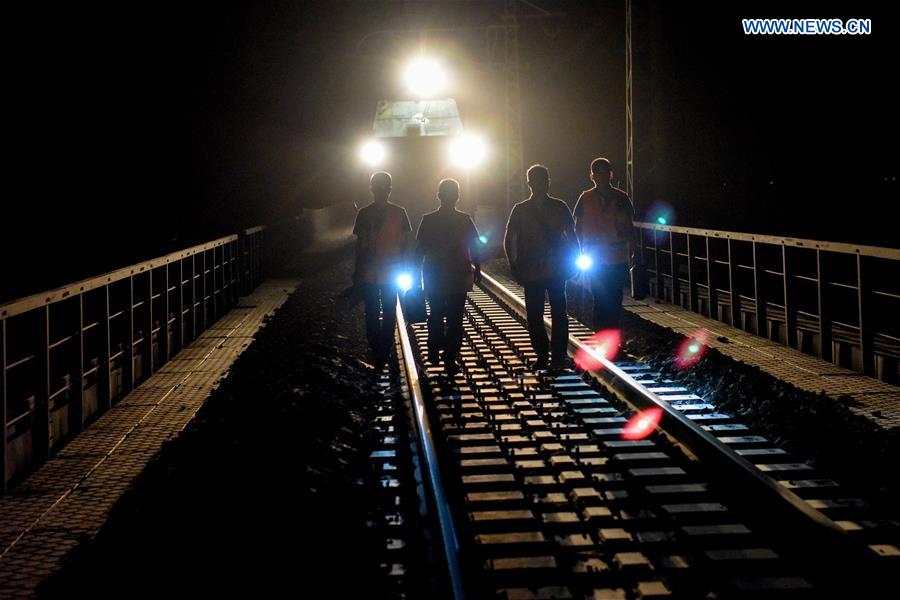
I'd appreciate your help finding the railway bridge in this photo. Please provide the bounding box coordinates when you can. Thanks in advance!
[1,212,897,598]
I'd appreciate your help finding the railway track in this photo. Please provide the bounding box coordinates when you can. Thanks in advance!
[384,270,897,599]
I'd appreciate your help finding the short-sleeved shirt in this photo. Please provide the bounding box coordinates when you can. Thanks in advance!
[573,185,634,265]
[505,196,576,282]
[416,207,480,295]
[353,201,412,284]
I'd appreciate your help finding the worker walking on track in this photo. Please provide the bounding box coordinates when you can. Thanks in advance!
[415,178,482,376]
[573,157,636,331]
[353,171,413,370]
[504,164,578,372]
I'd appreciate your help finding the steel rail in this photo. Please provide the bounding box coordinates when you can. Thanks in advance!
[395,301,466,600]
[478,270,887,584]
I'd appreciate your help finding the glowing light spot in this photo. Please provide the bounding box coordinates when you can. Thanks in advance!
[622,408,663,440]
[647,201,675,229]
[479,235,488,244]
[574,329,621,371]
[404,56,449,98]
[359,140,386,166]
[396,272,414,292]
[576,254,593,271]
[675,330,708,370]
[448,133,488,169]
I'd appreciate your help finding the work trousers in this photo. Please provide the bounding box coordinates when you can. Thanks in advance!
[589,264,629,331]
[522,278,569,363]
[362,283,398,363]
[427,292,467,364]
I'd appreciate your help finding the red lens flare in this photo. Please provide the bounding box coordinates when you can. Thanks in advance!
[574,329,622,371]
[675,330,708,370]
[622,408,664,440]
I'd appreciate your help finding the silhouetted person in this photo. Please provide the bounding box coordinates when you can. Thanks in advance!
[504,164,577,371]
[353,171,412,369]
[574,157,636,331]
[416,179,481,376]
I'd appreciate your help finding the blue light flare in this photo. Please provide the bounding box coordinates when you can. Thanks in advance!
[576,254,593,271]
[396,272,414,292]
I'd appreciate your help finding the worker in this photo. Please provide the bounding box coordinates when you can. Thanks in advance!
[415,178,481,376]
[573,157,636,331]
[504,164,578,371]
[353,171,412,370]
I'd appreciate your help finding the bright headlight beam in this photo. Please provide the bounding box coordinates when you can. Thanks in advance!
[359,140,386,166]
[404,57,448,98]
[448,133,487,169]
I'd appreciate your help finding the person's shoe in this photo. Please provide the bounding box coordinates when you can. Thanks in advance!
[530,356,549,372]
[444,358,461,377]
[371,347,390,372]
[548,357,572,372]
[367,349,381,367]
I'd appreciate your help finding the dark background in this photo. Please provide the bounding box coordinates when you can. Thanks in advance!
[5,0,897,302]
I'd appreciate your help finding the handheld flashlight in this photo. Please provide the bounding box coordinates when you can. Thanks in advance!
[396,272,414,292]
[576,254,593,271]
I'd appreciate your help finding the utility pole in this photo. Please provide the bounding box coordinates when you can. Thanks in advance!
[501,0,524,211]
[625,0,634,203]
[487,1,562,211]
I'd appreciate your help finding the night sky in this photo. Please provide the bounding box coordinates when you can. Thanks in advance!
[5,0,898,301]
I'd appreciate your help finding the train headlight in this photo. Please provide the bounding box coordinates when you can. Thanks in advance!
[448,133,487,169]
[359,140,386,166]
[404,57,448,98]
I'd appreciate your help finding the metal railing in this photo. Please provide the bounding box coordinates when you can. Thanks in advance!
[635,222,900,383]
[1,226,265,491]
